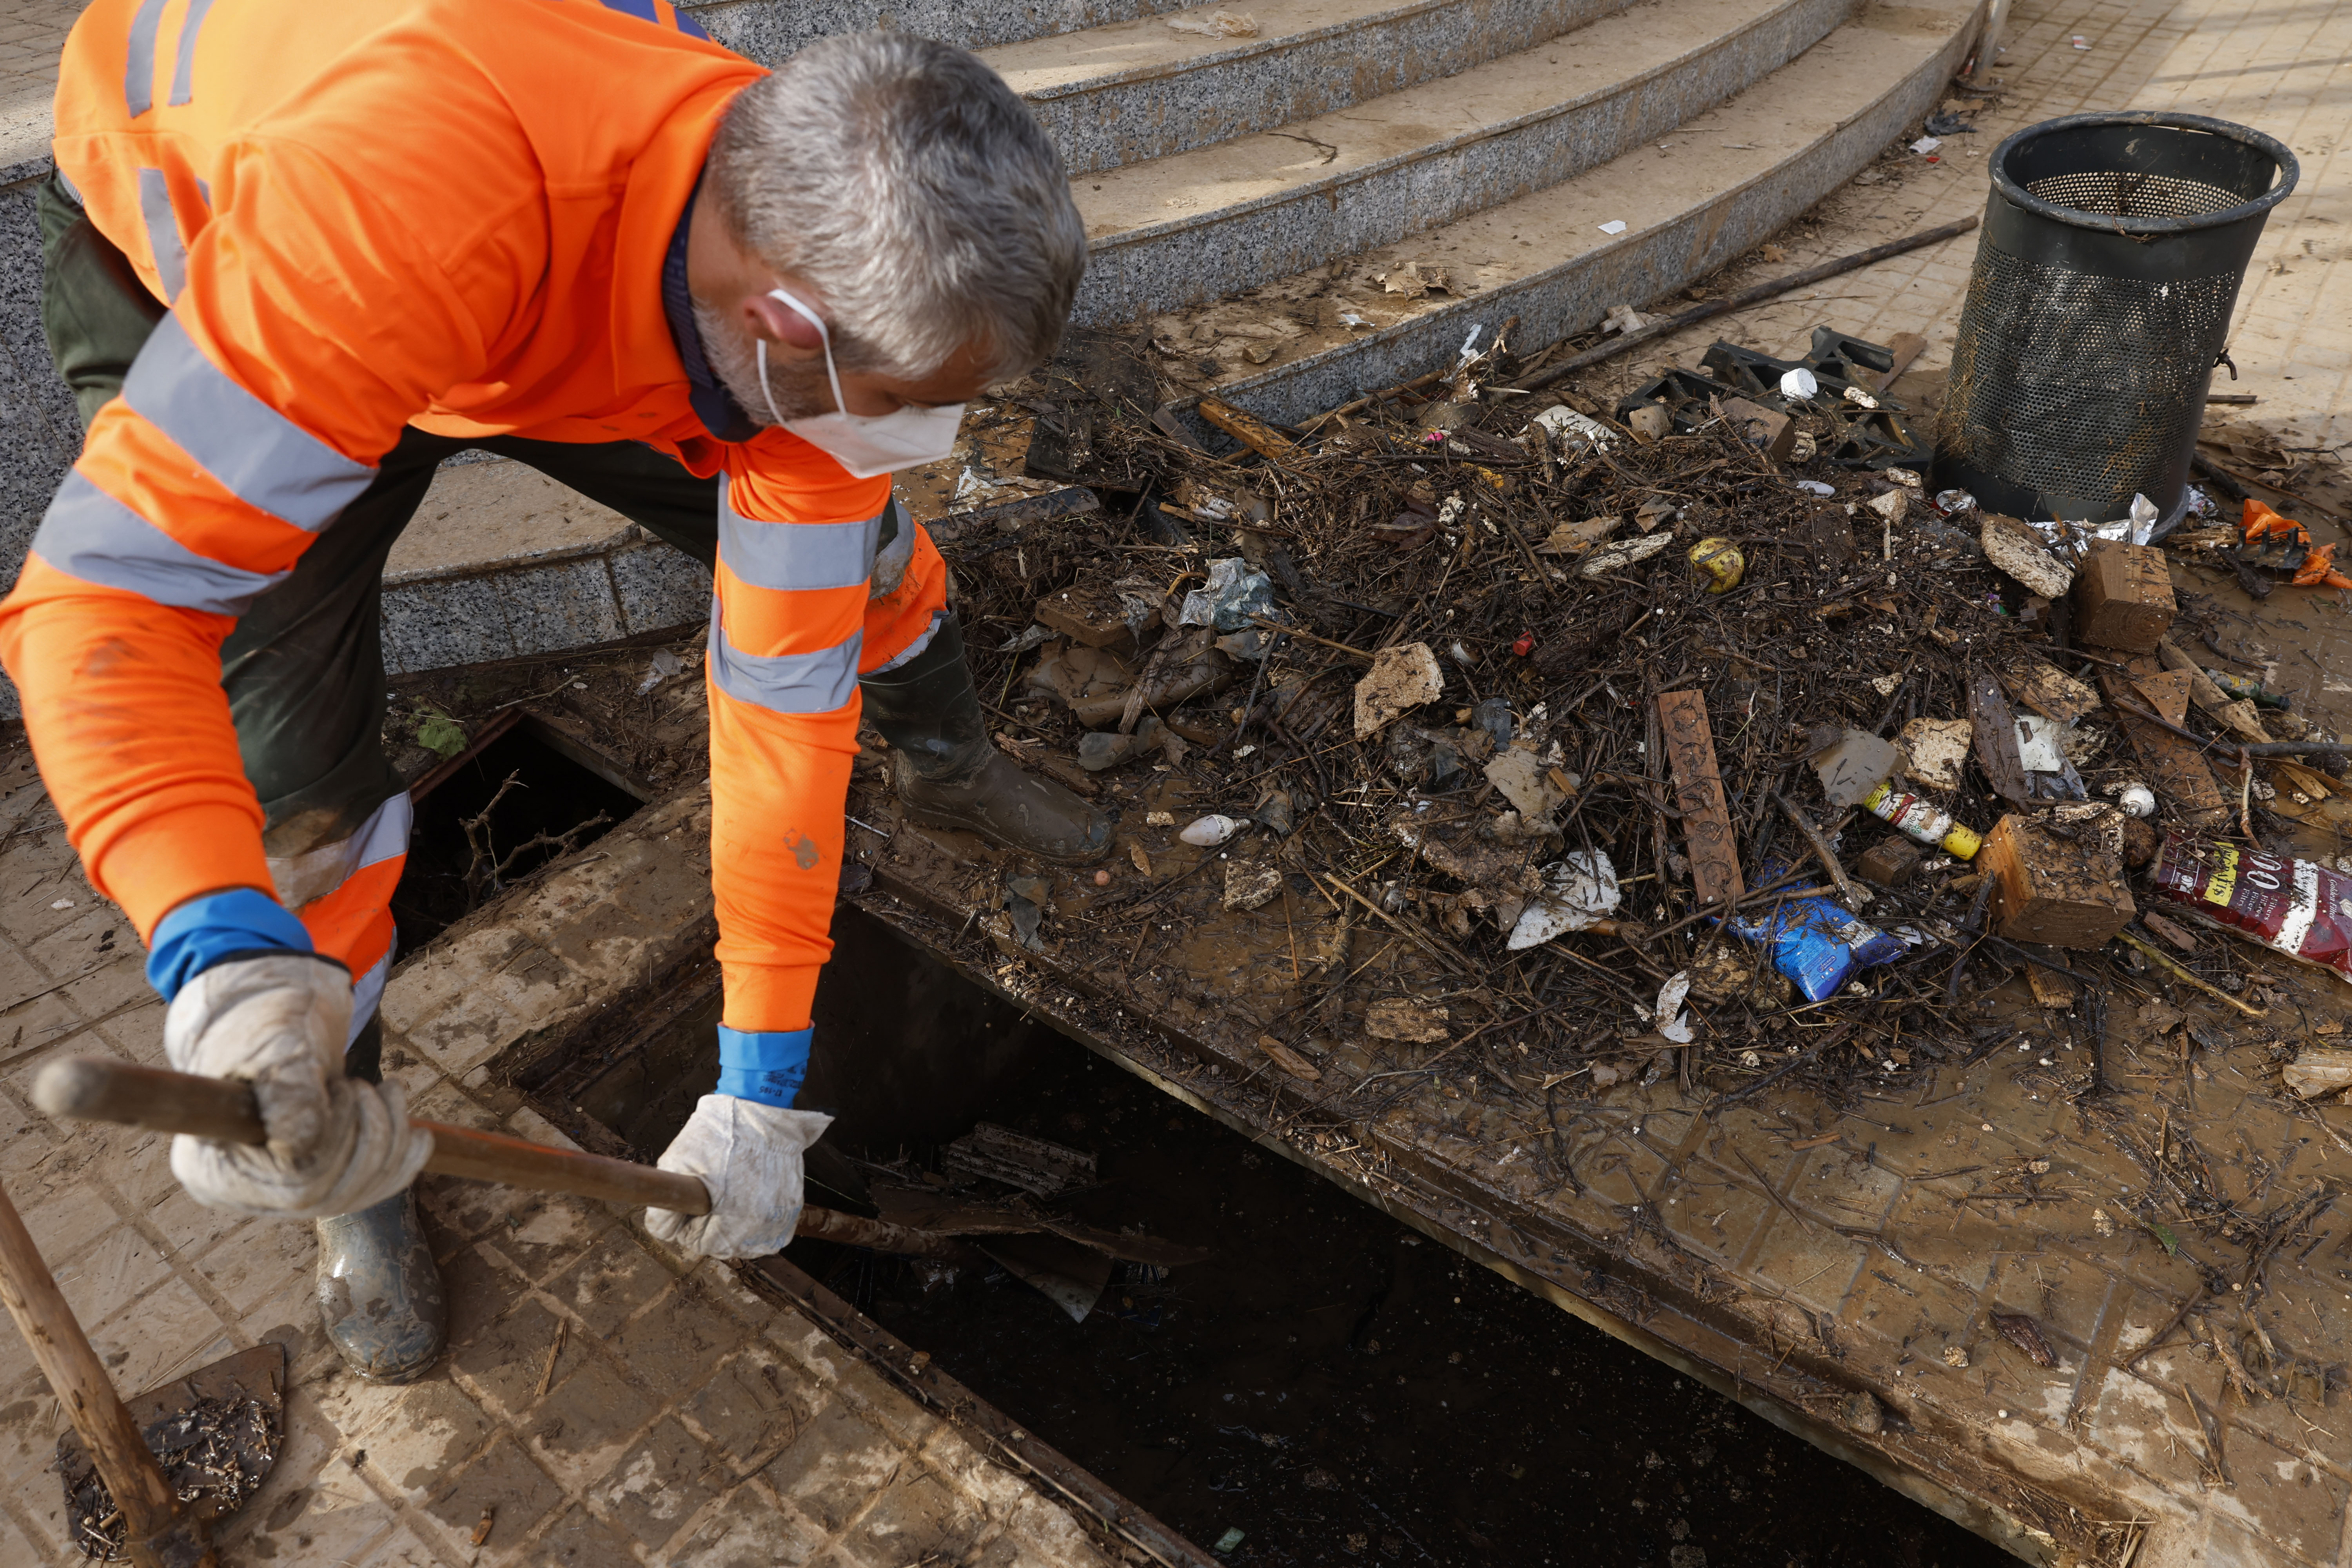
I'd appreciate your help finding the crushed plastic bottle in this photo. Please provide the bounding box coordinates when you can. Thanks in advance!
[1177,557,1276,633]
[1725,859,1907,1002]
[2206,669,2291,710]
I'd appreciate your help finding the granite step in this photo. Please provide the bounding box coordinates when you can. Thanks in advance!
[983,0,1642,177]
[1145,0,1979,431]
[683,0,1202,64]
[1067,0,1863,328]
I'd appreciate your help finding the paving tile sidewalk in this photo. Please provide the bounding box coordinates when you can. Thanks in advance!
[0,772,1134,1567]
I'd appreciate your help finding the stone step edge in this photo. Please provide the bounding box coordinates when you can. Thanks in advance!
[1069,0,1856,326]
[996,0,1642,176]
[1158,4,1980,436]
[684,0,1202,67]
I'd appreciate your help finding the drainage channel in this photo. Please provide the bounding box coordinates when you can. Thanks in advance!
[396,708,650,951]
[518,904,2009,1568]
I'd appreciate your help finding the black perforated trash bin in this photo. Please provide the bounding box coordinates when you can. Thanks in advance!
[1933,112,2297,528]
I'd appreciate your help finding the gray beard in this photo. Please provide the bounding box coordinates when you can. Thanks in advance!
[692,299,830,426]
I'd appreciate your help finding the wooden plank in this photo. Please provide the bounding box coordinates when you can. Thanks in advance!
[2129,667,2195,727]
[2098,667,2230,828]
[1969,671,2032,806]
[1981,814,2135,949]
[2072,540,2176,653]
[1656,689,1744,907]
[1864,331,1928,392]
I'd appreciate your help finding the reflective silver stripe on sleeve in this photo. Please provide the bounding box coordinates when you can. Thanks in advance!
[869,500,916,597]
[269,790,413,909]
[31,471,289,614]
[123,0,169,116]
[716,474,884,593]
[138,169,184,301]
[54,169,82,207]
[704,596,862,715]
[123,314,377,532]
[168,0,220,105]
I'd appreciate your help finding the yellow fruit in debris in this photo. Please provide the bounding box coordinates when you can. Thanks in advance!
[1688,536,1744,594]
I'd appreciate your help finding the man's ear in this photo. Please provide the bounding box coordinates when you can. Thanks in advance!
[745,291,828,354]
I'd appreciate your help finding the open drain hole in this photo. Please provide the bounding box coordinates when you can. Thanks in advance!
[526,904,1060,1210]
[517,912,2007,1568]
[394,711,646,953]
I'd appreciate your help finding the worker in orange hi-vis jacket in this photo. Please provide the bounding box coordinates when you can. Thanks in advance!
[5,0,1107,1384]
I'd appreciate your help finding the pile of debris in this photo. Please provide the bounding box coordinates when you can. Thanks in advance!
[934,323,2352,1107]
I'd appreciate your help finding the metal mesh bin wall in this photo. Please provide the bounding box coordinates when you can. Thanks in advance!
[1933,112,2296,526]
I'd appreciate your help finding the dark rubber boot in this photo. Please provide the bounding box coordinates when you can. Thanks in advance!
[316,1015,445,1384]
[860,616,1111,866]
[316,1188,445,1384]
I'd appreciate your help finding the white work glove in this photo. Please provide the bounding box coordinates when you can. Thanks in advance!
[164,953,431,1218]
[644,1094,834,1258]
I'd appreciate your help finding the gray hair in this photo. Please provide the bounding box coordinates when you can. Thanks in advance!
[708,33,1087,383]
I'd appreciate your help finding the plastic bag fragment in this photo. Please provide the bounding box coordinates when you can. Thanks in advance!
[1507,850,1620,950]
[1178,557,1276,633]
[1724,860,1907,1002]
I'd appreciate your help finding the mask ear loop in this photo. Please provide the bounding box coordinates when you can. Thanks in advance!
[760,286,849,425]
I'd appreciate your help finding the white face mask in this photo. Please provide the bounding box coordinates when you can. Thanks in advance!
[756,287,965,479]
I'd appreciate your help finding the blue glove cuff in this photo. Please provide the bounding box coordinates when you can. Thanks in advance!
[715,1025,811,1109]
[147,889,314,1002]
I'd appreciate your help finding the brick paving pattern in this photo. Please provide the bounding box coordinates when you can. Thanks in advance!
[0,2,2348,1564]
[0,776,1125,1566]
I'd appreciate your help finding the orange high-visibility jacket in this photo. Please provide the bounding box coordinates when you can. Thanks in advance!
[0,0,949,1031]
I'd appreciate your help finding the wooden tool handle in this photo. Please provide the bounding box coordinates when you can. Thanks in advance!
[30,1059,975,1259]
[0,1182,201,1566]
[34,1057,713,1216]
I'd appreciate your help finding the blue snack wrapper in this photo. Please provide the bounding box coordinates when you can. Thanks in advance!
[1724,861,1907,1002]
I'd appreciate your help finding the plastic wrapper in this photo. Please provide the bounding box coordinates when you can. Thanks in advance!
[1177,557,1275,633]
[2149,835,2352,985]
[1724,861,1907,1002]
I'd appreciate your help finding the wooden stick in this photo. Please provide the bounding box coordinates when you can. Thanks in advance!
[1521,217,1982,392]
[1773,792,1864,909]
[1196,396,1298,461]
[2112,929,2268,1019]
[29,1059,971,1261]
[1246,615,1374,659]
[0,1182,205,1568]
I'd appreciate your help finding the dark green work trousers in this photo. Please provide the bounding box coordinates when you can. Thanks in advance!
[36,174,726,858]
